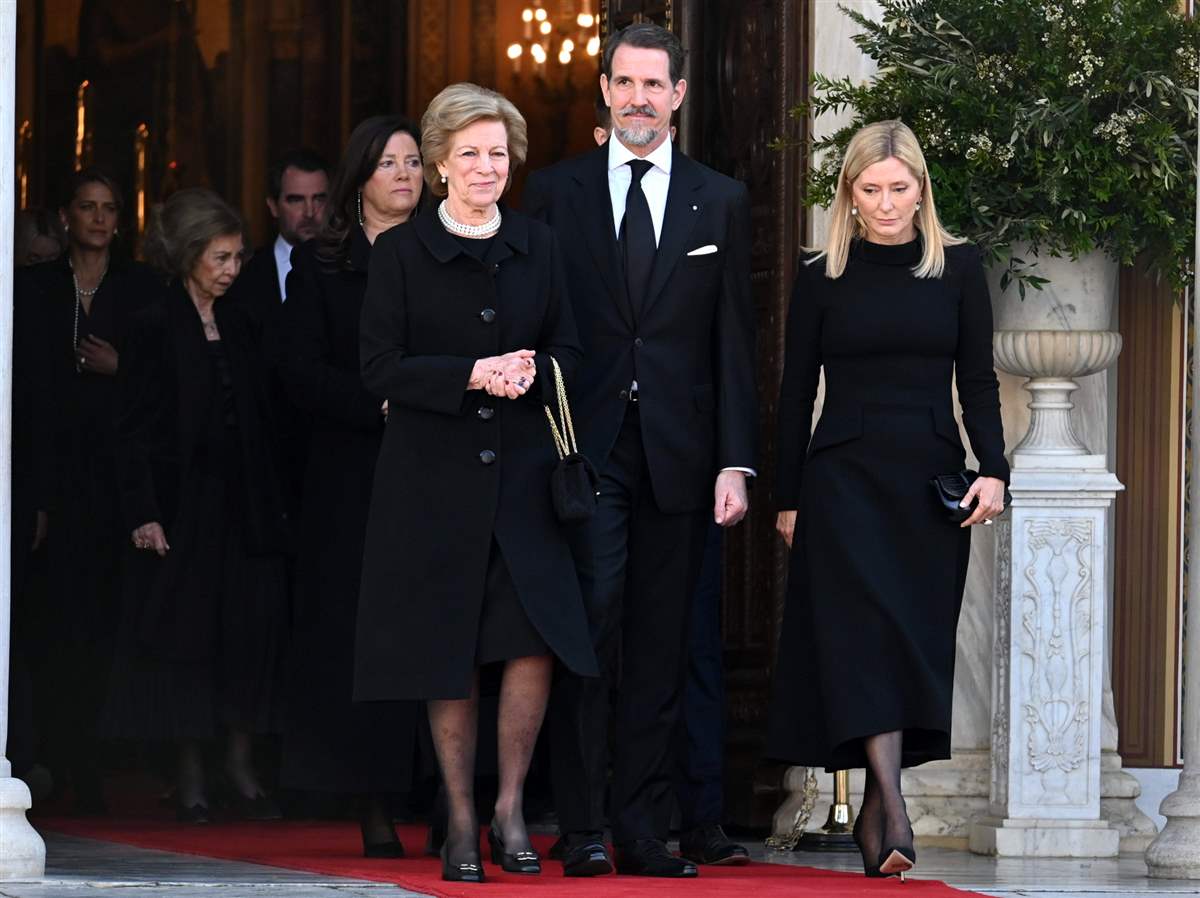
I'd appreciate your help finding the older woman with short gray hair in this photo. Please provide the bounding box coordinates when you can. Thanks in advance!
[105,188,290,825]
[356,83,596,883]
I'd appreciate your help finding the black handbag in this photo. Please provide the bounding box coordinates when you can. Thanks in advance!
[544,357,599,523]
[930,469,1011,524]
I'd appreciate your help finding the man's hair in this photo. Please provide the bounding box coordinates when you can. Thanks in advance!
[266,148,331,200]
[601,23,685,85]
[594,93,611,131]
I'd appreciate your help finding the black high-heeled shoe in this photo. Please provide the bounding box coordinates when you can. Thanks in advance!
[441,842,485,883]
[878,823,916,882]
[361,823,405,860]
[488,824,541,874]
[851,814,885,878]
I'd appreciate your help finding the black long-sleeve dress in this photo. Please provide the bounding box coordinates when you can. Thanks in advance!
[17,254,159,791]
[354,206,597,702]
[766,238,1009,771]
[276,229,418,793]
[104,284,290,740]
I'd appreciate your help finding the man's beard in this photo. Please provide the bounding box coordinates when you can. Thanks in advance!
[615,104,660,147]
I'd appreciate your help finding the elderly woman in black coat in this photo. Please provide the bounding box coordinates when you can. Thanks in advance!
[356,82,597,883]
[276,115,424,857]
[106,189,289,823]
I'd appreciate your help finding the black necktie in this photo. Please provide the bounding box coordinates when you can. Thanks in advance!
[620,159,656,317]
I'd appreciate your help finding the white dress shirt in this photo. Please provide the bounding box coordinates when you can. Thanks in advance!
[607,135,673,246]
[605,136,755,480]
[273,234,294,302]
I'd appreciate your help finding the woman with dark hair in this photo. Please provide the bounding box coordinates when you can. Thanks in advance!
[17,167,159,812]
[277,115,423,857]
[105,188,290,823]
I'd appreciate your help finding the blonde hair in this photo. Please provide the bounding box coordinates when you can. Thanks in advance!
[817,120,963,279]
[420,83,529,198]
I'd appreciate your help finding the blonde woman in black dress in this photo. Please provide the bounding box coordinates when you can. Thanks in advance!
[767,120,1008,880]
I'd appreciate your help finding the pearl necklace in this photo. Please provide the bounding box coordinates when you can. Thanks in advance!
[438,200,501,238]
[70,257,108,374]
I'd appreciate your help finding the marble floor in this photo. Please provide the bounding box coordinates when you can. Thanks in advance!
[1,833,1199,898]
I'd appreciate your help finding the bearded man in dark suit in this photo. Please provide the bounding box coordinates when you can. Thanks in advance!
[524,22,757,880]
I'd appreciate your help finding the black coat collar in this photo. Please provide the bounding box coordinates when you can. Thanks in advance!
[412,202,529,265]
[348,225,372,272]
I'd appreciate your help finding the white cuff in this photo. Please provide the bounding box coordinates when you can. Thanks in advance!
[720,467,757,477]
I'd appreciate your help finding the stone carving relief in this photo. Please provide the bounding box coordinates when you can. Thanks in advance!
[1017,517,1095,809]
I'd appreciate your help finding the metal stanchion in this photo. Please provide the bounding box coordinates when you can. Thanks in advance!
[797,769,857,851]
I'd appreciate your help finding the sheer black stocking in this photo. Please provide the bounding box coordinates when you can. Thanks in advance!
[493,654,552,853]
[357,792,399,849]
[427,676,481,866]
[862,730,912,855]
[855,766,884,870]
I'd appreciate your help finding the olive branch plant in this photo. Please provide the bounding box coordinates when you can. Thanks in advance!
[790,0,1200,295]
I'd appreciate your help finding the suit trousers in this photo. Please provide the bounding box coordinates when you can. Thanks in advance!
[673,522,725,830]
[550,404,709,843]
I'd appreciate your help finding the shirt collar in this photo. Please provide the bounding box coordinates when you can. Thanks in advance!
[607,132,673,176]
[273,233,293,265]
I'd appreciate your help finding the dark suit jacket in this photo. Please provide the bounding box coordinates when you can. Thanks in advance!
[228,243,282,330]
[523,142,757,514]
[229,240,308,528]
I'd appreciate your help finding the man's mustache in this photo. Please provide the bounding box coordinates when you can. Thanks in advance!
[618,104,656,118]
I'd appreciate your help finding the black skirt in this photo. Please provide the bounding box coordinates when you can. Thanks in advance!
[766,404,970,771]
[476,539,549,666]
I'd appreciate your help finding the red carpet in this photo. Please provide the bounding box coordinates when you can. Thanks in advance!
[39,818,984,898]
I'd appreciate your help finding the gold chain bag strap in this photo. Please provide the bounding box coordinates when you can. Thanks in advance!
[543,356,599,523]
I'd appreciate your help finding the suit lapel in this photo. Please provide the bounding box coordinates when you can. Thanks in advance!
[569,146,636,331]
[643,147,704,319]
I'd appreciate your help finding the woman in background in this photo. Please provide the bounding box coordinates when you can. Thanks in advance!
[277,114,424,857]
[107,188,289,823]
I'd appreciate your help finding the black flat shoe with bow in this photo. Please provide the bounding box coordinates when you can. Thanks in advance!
[441,843,485,883]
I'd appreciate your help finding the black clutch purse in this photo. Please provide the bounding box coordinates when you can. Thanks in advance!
[930,470,1011,524]
[544,357,599,523]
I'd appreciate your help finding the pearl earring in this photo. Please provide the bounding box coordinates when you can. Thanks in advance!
[851,206,859,216]
[915,201,922,212]
[441,174,448,184]
[356,191,364,227]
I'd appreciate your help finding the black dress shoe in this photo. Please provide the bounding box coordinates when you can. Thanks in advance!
[561,834,613,877]
[488,826,541,874]
[176,803,210,825]
[441,843,485,883]
[679,825,750,866]
[227,793,282,821]
[614,839,699,878]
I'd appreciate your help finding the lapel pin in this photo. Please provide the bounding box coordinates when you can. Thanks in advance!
[692,204,698,211]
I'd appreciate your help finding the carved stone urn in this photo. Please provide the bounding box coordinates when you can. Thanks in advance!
[970,248,1129,858]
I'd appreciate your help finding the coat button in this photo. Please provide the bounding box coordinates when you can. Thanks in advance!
[480,308,496,324]
[479,449,496,465]
[618,389,629,401]
[634,337,644,347]
[478,406,495,421]
[491,263,500,273]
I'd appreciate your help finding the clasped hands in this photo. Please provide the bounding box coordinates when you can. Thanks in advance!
[469,349,537,400]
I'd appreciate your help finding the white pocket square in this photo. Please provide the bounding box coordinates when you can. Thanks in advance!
[687,244,719,256]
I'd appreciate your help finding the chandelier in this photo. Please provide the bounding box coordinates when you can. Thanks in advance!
[507,1,601,72]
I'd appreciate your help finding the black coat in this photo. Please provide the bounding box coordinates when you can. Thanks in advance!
[276,229,416,791]
[116,284,289,659]
[19,254,160,637]
[766,239,1008,770]
[354,206,598,701]
[523,144,757,511]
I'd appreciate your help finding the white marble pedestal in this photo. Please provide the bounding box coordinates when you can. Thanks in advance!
[969,455,1123,858]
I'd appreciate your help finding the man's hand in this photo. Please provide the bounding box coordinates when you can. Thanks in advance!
[132,521,170,557]
[714,470,749,527]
